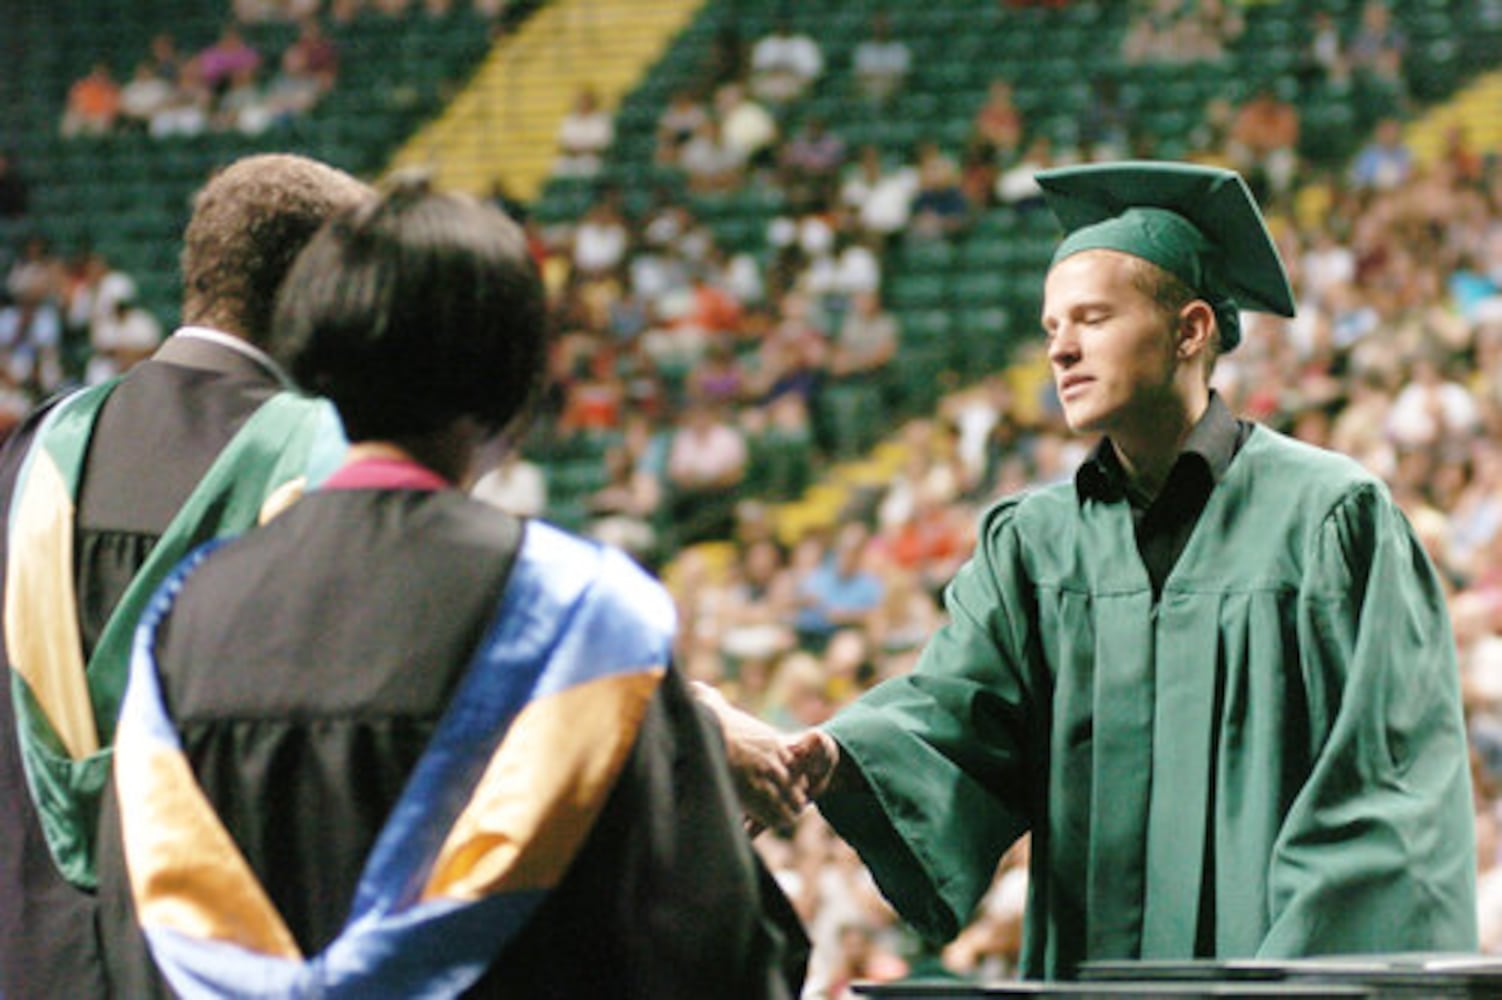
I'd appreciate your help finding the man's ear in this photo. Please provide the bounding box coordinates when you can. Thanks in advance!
[1177,300,1218,361]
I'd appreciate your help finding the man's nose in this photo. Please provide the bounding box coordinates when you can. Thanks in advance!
[1048,327,1079,366]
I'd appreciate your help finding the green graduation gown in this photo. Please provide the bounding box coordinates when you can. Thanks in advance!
[820,425,1478,979]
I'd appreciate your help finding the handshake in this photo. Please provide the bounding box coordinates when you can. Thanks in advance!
[693,681,844,835]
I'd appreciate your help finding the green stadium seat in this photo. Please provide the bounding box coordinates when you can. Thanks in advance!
[746,427,813,500]
[901,308,955,347]
[898,238,957,273]
[961,235,1018,270]
[955,306,1016,372]
[948,270,1007,310]
[888,272,947,311]
[894,344,951,414]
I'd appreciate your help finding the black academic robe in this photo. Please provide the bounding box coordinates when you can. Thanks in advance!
[0,336,286,1000]
[97,485,807,998]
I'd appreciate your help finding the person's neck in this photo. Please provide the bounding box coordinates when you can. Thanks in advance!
[344,423,481,488]
[1109,389,1209,502]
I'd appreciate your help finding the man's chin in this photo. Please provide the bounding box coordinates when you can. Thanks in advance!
[1060,406,1101,435]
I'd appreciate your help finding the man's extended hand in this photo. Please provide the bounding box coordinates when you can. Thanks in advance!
[693,682,807,833]
[786,728,839,801]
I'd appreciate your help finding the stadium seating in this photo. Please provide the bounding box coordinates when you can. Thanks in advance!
[6,0,1502,545]
[4,1,507,325]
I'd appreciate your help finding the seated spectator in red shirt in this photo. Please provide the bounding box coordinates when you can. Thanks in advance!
[878,483,968,595]
[559,344,625,433]
[60,63,122,137]
[1228,85,1300,199]
[972,78,1024,162]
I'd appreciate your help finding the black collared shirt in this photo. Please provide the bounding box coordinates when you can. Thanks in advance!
[1075,393,1251,600]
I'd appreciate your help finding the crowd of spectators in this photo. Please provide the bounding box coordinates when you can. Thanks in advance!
[60,18,339,140]
[11,0,1502,993]
[1121,0,1245,65]
[232,0,519,22]
[0,235,160,433]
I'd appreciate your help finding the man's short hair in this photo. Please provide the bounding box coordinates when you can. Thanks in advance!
[181,154,370,346]
[1125,255,1220,372]
[271,175,549,442]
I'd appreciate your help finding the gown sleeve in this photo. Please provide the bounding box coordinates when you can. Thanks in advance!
[1260,482,1478,956]
[820,498,1037,943]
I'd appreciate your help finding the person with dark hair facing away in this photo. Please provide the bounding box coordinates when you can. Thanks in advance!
[0,152,370,999]
[704,162,1477,977]
[100,177,808,998]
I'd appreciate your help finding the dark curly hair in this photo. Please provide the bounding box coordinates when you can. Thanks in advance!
[270,174,549,443]
[182,154,371,346]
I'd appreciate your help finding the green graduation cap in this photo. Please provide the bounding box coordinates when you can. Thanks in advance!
[1034,160,1296,352]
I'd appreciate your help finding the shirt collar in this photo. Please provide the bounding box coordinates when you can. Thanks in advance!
[1075,392,1241,503]
[158,326,295,388]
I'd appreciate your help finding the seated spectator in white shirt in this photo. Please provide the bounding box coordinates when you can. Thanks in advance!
[851,11,910,104]
[149,65,212,137]
[0,289,64,395]
[86,297,163,384]
[1386,353,1480,451]
[840,146,917,241]
[655,88,709,165]
[717,83,779,169]
[572,198,630,277]
[555,86,614,178]
[749,20,823,104]
[666,399,749,545]
[119,61,177,132]
[681,119,743,194]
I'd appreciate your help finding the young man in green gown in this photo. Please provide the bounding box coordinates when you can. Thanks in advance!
[705,161,1478,978]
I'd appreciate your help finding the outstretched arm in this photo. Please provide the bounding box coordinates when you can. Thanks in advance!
[692,681,810,833]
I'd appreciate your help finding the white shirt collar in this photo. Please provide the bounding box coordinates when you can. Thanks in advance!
[171,326,294,387]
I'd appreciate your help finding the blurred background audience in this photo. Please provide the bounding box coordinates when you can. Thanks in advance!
[10,0,1502,993]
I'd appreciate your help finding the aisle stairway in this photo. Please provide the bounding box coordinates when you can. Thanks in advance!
[1405,70,1502,164]
[388,0,703,199]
